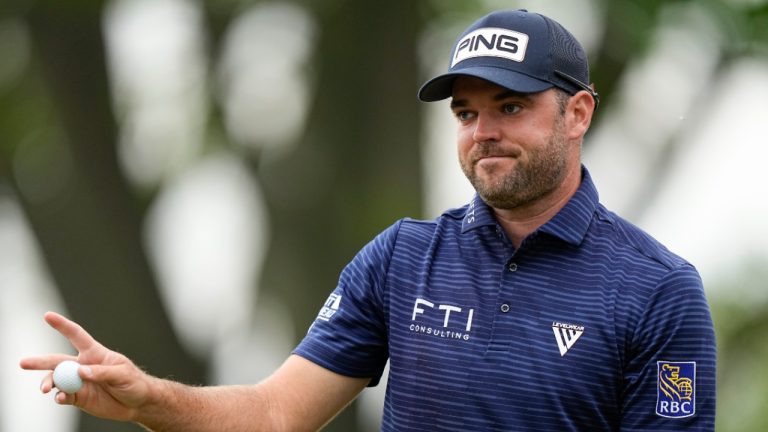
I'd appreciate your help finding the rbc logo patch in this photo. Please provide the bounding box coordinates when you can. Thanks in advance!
[656,361,696,418]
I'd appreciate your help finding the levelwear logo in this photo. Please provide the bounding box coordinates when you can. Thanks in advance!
[452,27,529,67]
[656,361,696,418]
[552,322,584,356]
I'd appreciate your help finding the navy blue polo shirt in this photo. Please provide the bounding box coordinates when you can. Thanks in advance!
[294,167,716,431]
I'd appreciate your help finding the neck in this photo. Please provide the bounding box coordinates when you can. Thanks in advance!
[493,165,581,248]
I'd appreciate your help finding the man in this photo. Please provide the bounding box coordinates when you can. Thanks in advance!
[21,9,716,431]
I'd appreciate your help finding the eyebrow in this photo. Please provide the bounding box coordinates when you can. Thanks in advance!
[450,90,534,109]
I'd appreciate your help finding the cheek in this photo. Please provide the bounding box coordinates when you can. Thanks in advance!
[457,138,472,165]
[456,126,474,155]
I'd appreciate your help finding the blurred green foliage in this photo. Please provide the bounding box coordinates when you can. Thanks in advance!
[1,0,767,431]
[711,259,768,432]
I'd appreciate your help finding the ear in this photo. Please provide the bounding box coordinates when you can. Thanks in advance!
[564,90,595,140]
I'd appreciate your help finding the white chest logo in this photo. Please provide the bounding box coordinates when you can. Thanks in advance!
[552,322,585,356]
[409,298,475,341]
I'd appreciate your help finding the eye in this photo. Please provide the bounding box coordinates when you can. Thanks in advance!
[502,103,522,115]
[454,110,476,122]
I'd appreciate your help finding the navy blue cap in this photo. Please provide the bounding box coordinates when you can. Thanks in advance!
[418,9,598,105]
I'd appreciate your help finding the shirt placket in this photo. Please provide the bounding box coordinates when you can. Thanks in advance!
[486,226,522,354]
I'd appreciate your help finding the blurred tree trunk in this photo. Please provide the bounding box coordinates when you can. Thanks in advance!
[201,0,428,428]
[6,2,206,431]
[256,0,426,430]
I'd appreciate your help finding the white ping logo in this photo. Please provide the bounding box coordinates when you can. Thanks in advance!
[452,27,529,67]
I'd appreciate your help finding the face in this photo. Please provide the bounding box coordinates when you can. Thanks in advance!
[451,76,575,210]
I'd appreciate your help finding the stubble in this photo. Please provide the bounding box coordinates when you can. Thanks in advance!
[461,116,570,210]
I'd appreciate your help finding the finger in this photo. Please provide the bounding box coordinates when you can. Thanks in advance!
[41,372,54,394]
[19,353,78,371]
[55,391,76,405]
[44,311,102,353]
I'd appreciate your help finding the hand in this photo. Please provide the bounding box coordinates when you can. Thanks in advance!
[19,311,156,422]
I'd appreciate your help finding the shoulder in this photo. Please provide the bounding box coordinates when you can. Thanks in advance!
[397,204,468,236]
[356,204,469,266]
[590,204,693,274]
[366,205,470,265]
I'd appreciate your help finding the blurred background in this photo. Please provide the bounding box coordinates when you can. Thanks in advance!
[1,0,766,430]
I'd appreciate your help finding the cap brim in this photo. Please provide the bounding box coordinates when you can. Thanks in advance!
[418,66,554,102]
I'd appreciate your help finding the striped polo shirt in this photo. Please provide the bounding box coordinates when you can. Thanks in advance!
[294,167,716,431]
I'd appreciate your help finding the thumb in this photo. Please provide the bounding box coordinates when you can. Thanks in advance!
[80,362,136,387]
[79,364,94,379]
[79,362,153,408]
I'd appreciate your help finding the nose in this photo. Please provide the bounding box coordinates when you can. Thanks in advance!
[472,112,502,143]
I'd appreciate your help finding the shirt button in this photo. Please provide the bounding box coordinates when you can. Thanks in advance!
[500,303,510,313]
[508,262,518,272]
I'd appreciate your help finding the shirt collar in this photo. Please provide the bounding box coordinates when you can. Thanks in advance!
[460,194,498,233]
[538,166,599,246]
[460,166,599,246]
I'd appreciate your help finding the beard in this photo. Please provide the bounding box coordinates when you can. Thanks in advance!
[460,117,570,210]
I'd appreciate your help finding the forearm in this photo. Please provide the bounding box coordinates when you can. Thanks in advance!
[136,378,278,432]
[22,313,366,432]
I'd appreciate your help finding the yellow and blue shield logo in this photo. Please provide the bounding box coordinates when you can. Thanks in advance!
[656,361,696,418]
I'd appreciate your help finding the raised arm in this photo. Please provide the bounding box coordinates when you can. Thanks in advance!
[20,312,369,431]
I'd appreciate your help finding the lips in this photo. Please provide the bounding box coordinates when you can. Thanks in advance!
[475,155,507,163]
[473,148,521,166]
[471,142,522,161]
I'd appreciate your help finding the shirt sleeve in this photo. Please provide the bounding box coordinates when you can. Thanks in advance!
[620,264,716,431]
[292,220,401,386]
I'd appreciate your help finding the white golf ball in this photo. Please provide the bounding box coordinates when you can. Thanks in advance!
[53,360,83,394]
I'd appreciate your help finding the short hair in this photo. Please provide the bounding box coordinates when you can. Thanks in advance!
[553,88,570,116]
